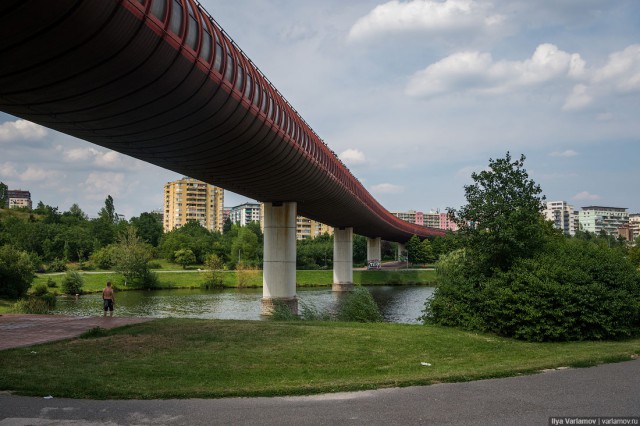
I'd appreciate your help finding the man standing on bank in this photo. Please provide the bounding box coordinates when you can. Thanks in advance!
[102,281,115,317]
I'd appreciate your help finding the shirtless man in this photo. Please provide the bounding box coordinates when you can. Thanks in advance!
[102,281,115,317]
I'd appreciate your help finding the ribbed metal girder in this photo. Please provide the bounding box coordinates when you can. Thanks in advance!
[0,0,445,242]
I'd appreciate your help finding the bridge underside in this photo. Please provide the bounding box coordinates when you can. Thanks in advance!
[0,0,444,243]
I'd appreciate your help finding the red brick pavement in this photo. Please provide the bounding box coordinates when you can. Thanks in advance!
[0,314,153,351]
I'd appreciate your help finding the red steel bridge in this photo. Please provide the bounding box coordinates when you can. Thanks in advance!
[0,0,444,243]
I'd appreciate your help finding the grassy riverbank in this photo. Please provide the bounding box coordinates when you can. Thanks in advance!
[0,318,638,399]
[32,269,437,293]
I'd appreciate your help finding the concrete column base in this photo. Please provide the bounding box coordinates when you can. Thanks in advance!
[261,297,298,316]
[332,283,354,292]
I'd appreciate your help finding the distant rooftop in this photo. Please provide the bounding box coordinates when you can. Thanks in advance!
[580,206,627,212]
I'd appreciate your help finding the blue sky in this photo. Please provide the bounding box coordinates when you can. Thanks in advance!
[1,0,639,219]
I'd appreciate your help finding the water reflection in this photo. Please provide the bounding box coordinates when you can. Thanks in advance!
[54,286,434,324]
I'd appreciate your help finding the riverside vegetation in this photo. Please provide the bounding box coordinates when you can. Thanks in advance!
[423,153,640,342]
[0,193,443,313]
[1,153,640,399]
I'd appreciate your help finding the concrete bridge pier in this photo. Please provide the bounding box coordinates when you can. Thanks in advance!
[367,237,382,267]
[261,202,298,315]
[333,227,354,292]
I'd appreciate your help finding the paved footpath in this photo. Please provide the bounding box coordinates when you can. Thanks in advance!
[0,314,152,350]
[0,315,638,425]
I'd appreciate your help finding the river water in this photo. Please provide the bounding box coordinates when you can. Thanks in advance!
[54,286,435,324]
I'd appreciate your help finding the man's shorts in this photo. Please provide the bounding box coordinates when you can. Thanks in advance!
[103,299,114,311]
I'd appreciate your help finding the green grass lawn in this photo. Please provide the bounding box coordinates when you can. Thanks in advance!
[0,318,638,399]
[32,269,438,294]
[0,299,13,314]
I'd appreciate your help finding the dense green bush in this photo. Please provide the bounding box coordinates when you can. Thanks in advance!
[61,270,84,295]
[38,292,57,309]
[424,239,640,341]
[13,297,51,314]
[337,287,383,323]
[47,259,67,273]
[270,288,383,323]
[31,283,49,297]
[90,245,117,269]
[0,244,35,298]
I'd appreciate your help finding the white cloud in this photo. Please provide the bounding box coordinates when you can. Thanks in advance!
[339,148,367,165]
[20,166,63,182]
[563,45,640,111]
[592,45,640,92]
[60,146,128,169]
[0,120,47,142]
[371,183,404,194]
[83,172,126,200]
[549,149,578,158]
[563,84,592,111]
[347,0,505,42]
[406,43,584,98]
[572,191,600,201]
[0,162,18,178]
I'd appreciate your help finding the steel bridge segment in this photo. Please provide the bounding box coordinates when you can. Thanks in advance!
[0,0,445,243]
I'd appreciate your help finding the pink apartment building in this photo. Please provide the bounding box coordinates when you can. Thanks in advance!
[439,213,458,232]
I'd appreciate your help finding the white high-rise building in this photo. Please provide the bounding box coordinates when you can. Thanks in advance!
[543,201,577,236]
[628,213,640,241]
[229,202,261,227]
[578,206,629,237]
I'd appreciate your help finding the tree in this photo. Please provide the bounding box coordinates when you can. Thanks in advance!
[421,238,435,264]
[0,182,7,209]
[353,234,367,266]
[130,212,163,247]
[0,244,35,298]
[406,235,428,265]
[629,237,640,268]
[159,221,216,263]
[62,204,88,223]
[297,234,333,269]
[61,270,84,295]
[448,152,546,273]
[424,152,640,342]
[204,253,225,287]
[98,195,117,224]
[33,202,60,224]
[222,216,233,234]
[231,226,261,267]
[174,248,196,269]
[112,227,156,288]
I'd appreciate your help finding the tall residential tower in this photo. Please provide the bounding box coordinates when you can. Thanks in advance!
[163,177,224,233]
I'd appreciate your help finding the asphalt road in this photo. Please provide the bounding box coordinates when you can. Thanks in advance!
[0,359,638,426]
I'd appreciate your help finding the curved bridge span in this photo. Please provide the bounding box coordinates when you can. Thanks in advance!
[0,0,444,242]
[1,0,444,311]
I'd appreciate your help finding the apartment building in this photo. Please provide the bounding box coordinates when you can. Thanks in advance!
[578,206,629,237]
[296,216,333,240]
[543,201,577,236]
[628,214,640,241]
[391,210,419,224]
[392,209,447,230]
[163,177,224,233]
[423,211,440,228]
[229,202,261,227]
[8,189,32,210]
[439,212,458,232]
